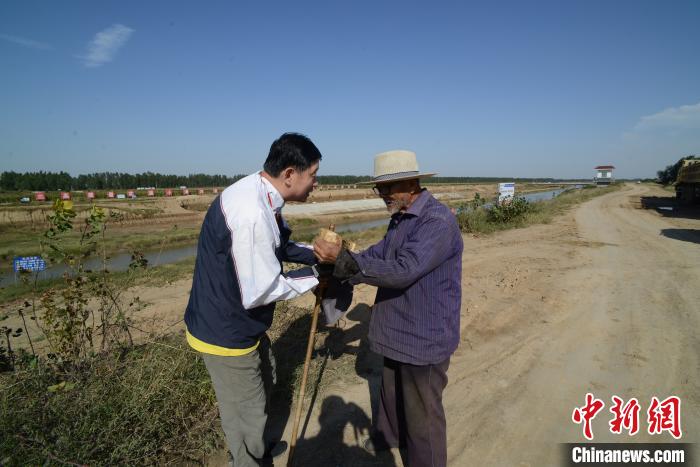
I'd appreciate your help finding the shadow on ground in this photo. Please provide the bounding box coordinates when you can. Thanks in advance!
[322,304,384,421]
[639,196,700,220]
[261,303,397,466]
[660,229,700,245]
[291,303,396,466]
[292,395,396,466]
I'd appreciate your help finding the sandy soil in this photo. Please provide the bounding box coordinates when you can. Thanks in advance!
[5,183,697,465]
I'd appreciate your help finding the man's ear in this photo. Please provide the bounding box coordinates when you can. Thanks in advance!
[281,167,296,186]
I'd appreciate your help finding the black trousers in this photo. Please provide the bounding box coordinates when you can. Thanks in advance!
[375,356,450,467]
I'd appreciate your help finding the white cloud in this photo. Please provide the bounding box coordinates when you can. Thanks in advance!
[618,101,700,176]
[81,24,133,68]
[0,33,52,50]
[633,101,700,132]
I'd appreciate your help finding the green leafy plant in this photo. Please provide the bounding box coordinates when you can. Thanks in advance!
[470,192,485,209]
[34,200,147,369]
[487,196,532,223]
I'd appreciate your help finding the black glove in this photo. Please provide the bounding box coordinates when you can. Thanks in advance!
[333,248,360,280]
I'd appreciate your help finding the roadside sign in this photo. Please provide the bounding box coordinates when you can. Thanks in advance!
[165,189,173,197]
[107,191,115,198]
[13,256,46,272]
[116,194,126,199]
[86,191,96,199]
[147,189,155,197]
[35,192,46,201]
[60,191,71,200]
[498,183,515,204]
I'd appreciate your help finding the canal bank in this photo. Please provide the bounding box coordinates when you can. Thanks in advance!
[0,187,581,287]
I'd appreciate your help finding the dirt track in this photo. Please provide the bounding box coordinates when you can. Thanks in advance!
[279,183,700,466]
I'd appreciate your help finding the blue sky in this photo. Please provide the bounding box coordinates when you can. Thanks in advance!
[1,1,699,179]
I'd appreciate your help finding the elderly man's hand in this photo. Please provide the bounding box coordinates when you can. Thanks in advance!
[314,237,342,264]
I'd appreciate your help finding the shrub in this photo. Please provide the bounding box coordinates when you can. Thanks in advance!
[487,197,532,223]
[456,207,492,234]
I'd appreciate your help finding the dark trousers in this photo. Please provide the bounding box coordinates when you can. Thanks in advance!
[375,356,450,467]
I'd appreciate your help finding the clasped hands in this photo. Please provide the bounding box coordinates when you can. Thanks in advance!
[313,228,343,265]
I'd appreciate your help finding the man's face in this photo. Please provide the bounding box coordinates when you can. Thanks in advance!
[373,180,414,214]
[286,161,319,202]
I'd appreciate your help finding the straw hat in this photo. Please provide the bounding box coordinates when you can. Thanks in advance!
[361,150,437,184]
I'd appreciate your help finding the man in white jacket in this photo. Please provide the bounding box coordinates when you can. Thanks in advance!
[185,133,324,466]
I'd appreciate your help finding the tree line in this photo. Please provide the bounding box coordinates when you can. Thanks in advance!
[656,155,699,185]
[0,171,246,191]
[1,170,589,192]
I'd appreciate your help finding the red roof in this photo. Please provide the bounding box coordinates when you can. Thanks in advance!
[594,165,615,169]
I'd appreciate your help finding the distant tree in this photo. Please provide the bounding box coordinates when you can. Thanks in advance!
[0,171,20,190]
[317,175,372,185]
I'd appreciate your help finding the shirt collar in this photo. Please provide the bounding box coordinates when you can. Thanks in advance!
[259,172,285,213]
[404,188,430,217]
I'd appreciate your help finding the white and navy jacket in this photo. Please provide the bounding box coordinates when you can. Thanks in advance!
[184,172,318,355]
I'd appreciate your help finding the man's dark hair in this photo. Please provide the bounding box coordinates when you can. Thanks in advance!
[263,133,322,177]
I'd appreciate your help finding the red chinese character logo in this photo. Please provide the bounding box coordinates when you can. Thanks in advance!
[647,396,682,439]
[572,393,605,440]
[609,396,640,435]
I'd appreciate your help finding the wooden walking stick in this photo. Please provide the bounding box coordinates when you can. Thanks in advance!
[287,225,338,466]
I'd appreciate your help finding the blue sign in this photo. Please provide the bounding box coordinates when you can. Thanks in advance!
[13,256,47,273]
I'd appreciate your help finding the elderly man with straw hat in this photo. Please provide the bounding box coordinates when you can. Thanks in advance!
[314,150,463,467]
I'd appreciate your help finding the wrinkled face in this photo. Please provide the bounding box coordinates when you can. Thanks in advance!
[285,161,319,202]
[373,179,415,214]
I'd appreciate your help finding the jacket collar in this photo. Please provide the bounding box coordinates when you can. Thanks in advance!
[259,172,285,213]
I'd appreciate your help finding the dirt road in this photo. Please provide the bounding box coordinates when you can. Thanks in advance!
[282,183,699,466]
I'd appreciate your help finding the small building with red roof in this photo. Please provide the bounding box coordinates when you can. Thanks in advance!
[594,165,615,185]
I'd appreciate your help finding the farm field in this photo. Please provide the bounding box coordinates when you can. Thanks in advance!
[0,183,562,268]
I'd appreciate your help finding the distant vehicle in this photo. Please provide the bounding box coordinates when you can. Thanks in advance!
[116,194,126,199]
[20,197,30,203]
[675,159,700,204]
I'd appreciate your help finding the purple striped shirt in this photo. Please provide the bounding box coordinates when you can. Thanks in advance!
[348,189,463,365]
